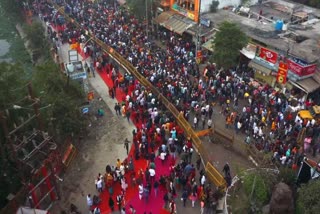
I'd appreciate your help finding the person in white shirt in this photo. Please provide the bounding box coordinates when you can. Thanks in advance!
[201,175,206,186]
[149,168,156,182]
[138,184,143,200]
[120,163,125,176]
[160,151,166,165]
[280,155,287,165]
[193,116,198,129]
[208,119,212,129]
[87,194,93,207]
[97,178,103,192]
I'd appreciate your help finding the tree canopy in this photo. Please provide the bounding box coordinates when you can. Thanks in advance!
[24,21,51,62]
[297,179,320,214]
[126,0,153,21]
[211,21,248,69]
[0,61,86,208]
[32,62,86,139]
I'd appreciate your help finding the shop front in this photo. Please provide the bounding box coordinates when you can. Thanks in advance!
[249,52,278,88]
[254,71,277,87]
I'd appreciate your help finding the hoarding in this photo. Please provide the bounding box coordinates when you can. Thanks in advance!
[287,57,317,76]
[277,61,288,84]
[257,47,278,64]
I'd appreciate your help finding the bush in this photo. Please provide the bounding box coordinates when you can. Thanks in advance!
[243,172,269,206]
[297,179,320,214]
[278,167,297,187]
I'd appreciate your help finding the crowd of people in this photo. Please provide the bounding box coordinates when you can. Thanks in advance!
[53,0,319,168]
[32,0,320,213]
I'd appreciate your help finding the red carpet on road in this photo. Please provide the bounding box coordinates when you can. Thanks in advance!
[91,65,171,214]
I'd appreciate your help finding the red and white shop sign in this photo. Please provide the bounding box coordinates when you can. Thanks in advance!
[303,64,317,76]
[287,59,303,75]
[287,59,317,76]
[258,47,278,64]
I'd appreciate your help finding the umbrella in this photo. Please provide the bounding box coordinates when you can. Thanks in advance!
[244,92,250,98]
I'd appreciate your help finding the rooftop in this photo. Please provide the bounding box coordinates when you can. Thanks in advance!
[202,0,320,63]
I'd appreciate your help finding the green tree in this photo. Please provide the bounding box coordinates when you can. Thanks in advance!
[32,62,86,139]
[0,62,29,208]
[0,0,24,21]
[243,172,269,206]
[24,21,51,62]
[297,179,320,214]
[211,21,248,69]
[126,0,153,21]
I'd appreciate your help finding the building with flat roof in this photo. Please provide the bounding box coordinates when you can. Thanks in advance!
[201,0,320,98]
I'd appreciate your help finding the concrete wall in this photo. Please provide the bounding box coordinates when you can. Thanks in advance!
[201,0,259,12]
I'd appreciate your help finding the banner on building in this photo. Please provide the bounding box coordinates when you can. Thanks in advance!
[277,61,288,84]
[257,47,278,64]
[287,58,317,76]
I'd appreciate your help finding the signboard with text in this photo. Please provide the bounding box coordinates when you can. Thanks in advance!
[277,61,288,84]
[257,47,278,64]
[200,18,211,27]
[171,3,197,22]
[287,58,317,76]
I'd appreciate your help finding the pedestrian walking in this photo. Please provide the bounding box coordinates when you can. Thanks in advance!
[108,197,115,211]
[124,138,130,155]
[207,119,212,129]
[196,155,201,170]
[143,186,149,203]
[129,205,136,214]
[190,192,197,207]
[139,184,143,200]
[181,189,188,207]
[96,177,103,192]
[116,194,123,211]
[121,207,126,214]
[169,200,176,214]
[86,194,93,209]
[93,207,101,214]
[160,150,166,165]
[223,162,231,177]
[114,103,121,116]
[200,200,205,214]
[163,192,169,208]
[193,116,198,129]
[153,180,159,197]
[149,167,156,183]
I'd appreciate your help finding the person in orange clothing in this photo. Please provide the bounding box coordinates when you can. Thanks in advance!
[116,158,121,169]
[271,120,276,131]
[225,114,232,129]
[121,104,126,117]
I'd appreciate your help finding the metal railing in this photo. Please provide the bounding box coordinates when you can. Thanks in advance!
[54,3,226,189]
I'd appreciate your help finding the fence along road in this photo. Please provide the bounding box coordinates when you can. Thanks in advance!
[52,3,227,189]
